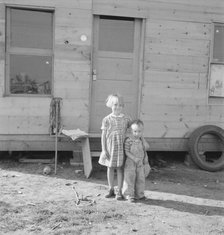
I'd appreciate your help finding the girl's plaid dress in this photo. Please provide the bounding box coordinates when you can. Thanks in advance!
[100,113,130,167]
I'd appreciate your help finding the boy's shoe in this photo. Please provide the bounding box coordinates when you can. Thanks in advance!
[105,188,115,198]
[115,191,123,200]
[138,196,146,201]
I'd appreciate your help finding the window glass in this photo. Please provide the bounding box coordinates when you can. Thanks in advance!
[10,55,52,94]
[213,24,224,62]
[6,7,53,96]
[10,8,53,49]
[99,16,134,52]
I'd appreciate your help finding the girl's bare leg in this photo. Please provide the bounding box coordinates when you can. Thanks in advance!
[105,167,115,198]
[107,167,115,189]
[117,167,124,192]
[116,167,124,200]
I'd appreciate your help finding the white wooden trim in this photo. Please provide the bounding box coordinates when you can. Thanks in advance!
[138,18,146,118]
[5,7,11,95]
[5,4,55,11]
[133,18,141,119]
[89,15,99,133]
[92,8,147,19]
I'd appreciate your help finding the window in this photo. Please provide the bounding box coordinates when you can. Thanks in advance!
[6,7,54,95]
[213,24,224,62]
[209,23,224,97]
[99,16,134,52]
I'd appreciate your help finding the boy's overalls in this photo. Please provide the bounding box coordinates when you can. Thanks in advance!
[122,138,146,199]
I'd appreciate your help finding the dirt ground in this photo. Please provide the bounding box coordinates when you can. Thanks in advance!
[0,152,224,235]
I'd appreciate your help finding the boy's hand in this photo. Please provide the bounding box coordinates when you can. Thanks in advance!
[130,158,139,164]
[142,137,150,150]
[135,159,143,167]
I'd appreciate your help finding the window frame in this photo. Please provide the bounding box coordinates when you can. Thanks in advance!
[5,5,55,97]
[211,22,224,65]
[208,22,224,101]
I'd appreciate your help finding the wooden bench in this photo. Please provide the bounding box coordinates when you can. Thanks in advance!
[53,134,92,178]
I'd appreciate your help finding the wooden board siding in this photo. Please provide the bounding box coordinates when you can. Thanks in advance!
[0,0,223,151]
[142,15,221,138]
[93,0,224,141]
[0,0,92,136]
[93,0,224,22]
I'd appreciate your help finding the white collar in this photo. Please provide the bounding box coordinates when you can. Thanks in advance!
[110,113,124,118]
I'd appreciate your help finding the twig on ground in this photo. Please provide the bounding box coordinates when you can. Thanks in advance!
[51,222,61,230]
[71,188,96,206]
[72,186,80,205]
[89,199,96,206]
[27,203,36,206]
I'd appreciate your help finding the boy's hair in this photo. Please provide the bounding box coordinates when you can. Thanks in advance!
[106,94,124,108]
[130,119,144,127]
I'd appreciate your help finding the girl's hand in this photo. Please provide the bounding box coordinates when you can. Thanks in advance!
[143,158,149,165]
[102,150,110,160]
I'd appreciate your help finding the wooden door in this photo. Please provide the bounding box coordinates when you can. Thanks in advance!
[90,15,142,133]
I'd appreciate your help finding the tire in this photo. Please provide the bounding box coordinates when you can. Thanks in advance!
[188,125,224,172]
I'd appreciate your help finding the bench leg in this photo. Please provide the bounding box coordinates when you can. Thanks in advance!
[81,138,92,178]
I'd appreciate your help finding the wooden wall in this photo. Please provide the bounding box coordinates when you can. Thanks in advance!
[0,0,92,135]
[0,0,224,150]
[93,0,224,139]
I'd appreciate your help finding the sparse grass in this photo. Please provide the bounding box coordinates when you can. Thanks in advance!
[0,200,126,234]
[1,157,224,235]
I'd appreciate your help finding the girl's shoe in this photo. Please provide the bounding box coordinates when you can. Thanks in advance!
[128,197,135,203]
[105,188,115,198]
[115,191,123,200]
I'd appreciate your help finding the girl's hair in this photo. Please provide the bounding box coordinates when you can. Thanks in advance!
[130,119,144,127]
[106,94,124,108]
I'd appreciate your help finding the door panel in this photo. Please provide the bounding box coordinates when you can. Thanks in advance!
[90,15,142,133]
[98,57,133,81]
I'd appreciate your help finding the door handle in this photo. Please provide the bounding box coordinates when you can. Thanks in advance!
[92,69,97,81]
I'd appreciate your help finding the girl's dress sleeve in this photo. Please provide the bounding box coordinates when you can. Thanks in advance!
[101,116,108,130]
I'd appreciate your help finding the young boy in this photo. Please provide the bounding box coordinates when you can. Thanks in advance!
[122,119,150,202]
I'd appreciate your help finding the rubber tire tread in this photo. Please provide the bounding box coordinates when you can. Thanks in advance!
[188,125,224,172]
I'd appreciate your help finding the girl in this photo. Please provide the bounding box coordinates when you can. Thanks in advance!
[122,119,150,202]
[99,94,131,200]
